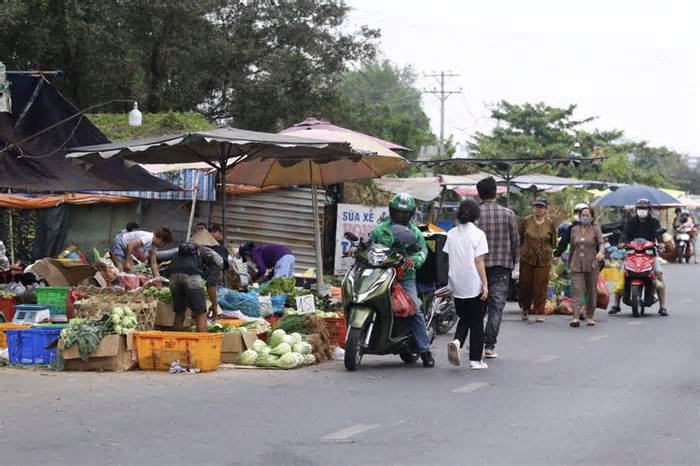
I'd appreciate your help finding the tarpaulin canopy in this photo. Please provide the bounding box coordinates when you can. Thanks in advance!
[1,74,178,193]
[374,176,442,202]
[280,117,412,152]
[0,193,136,209]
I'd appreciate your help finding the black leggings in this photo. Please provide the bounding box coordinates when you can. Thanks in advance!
[454,296,486,361]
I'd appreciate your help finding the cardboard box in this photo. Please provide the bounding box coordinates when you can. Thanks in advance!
[61,334,136,372]
[220,331,257,364]
[154,302,192,328]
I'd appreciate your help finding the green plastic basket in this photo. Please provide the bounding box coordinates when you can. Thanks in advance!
[36,287,69,313]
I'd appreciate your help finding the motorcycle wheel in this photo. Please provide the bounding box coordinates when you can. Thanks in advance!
[400,352,419,364]
[436,302,458,335]
[344,327,365,371]
[631,285,641,318]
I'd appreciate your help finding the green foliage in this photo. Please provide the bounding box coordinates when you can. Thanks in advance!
[2,0,378,131]
[89,112,214,141]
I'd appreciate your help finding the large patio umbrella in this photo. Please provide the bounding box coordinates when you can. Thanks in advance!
[592,184,681,208]
[225,122,409,284]
[66,127,358,247]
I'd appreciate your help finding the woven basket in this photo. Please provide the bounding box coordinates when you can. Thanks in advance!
[74,294,157,331]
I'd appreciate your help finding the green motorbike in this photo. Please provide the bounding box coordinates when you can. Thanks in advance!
[341,232,435,371]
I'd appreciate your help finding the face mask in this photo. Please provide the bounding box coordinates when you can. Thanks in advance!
[580,216,593,225]
[573,214,580,222]
[637,209,649,219]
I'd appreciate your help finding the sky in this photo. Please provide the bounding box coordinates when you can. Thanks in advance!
[346,0,700,156]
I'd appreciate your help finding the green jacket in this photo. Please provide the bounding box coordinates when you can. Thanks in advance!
[369,220,427,281]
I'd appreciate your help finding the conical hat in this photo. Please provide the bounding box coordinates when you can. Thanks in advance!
[190,229,219,247]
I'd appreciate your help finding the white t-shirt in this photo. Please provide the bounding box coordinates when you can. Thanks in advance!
[120,231,154,253]
[443,222,489,299]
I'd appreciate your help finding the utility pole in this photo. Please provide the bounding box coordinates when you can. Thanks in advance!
[424,71,461,157]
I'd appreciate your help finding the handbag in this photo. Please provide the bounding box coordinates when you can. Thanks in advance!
[595,275,610,310]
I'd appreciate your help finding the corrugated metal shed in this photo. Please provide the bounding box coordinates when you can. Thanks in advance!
[212,187,325,275]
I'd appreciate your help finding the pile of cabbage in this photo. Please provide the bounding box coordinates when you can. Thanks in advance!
[235,329,315,369]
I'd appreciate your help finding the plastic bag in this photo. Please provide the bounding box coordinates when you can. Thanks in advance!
[596,275,610,310]
[391,282,416,318]
[217,288,260,317]
[258,295,273,317]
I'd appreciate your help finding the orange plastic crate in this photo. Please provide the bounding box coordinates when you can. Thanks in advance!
[0,297,16,322]
[0,323,31,348]
[323,316,347,348]
[133,331,223,372]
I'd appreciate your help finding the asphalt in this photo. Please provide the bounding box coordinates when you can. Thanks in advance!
[1,264,699,466]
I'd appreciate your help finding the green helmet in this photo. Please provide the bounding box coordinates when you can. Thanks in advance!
[389,193,416,213]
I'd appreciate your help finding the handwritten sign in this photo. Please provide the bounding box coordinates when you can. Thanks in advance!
[295,295,316,315]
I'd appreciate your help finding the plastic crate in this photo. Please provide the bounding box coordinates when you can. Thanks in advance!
[5,327,63,365]
[323,316,347,348]
[0,323,30,348]
[36,287,69,314]
[0,297,16,322]
[133,331,223,372]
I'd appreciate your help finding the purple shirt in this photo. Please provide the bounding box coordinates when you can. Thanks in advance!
[250,244,292,279]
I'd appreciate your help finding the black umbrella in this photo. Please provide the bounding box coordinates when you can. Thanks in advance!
[592,185,681,208]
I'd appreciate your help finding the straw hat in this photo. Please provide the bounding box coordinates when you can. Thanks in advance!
[190,229,219,247]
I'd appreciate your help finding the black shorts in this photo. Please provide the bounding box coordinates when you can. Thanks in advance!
[169,273,207,315]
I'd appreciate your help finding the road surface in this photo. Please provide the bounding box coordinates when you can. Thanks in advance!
[2,264,699,465]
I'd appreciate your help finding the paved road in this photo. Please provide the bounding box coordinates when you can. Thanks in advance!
[2,264,699,465]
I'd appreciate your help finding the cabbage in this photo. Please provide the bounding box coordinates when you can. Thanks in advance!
[303,354,316,365]
[281,335,296,346]
[292,342,312,355]
[255,354,279,367]
[276,352,300,369]
[235,349,259,366]
[252,339,268,353]
[270,342,292,356]
[259,346,271,356]
[269,329,286,348]
[290,332,303,344]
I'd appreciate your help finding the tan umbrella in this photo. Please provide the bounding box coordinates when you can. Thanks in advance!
[225,127,409,284]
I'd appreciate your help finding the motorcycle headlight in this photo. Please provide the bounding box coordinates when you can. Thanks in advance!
[367,250,388,266]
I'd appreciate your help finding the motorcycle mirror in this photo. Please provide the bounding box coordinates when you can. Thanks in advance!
[656,228,666,235]
[344,232,360,242]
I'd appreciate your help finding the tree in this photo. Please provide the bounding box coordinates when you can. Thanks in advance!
[1,0,379,129]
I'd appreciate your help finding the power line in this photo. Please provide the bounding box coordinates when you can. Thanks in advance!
[423,71,461,156]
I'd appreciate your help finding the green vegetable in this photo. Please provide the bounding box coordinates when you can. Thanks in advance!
[281,334,296,346]
[258,277,297,296]
[290,333,302,344]
[143,287,173,304]
[252,339,268,353]
[292,342,312,355]
[270,342,291,356]
[273,315,309,334]
[275,352,301,369]
[235,349,259,366]
[303,354,316,365]
[255,354,280,368]
[259,346,271,356]
[269,329,286,348]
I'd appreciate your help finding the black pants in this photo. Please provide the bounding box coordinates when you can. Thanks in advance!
[454,296,486,361]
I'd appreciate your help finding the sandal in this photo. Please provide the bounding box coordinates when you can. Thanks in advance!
[569,319,580,328]
[586,319,596,326]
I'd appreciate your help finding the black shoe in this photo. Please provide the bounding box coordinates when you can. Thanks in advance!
[658,308,668,316]
[608,306,621,315]
[421,351,435,368]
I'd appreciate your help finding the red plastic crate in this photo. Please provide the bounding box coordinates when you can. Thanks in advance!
[0,297,16,322]
[323,316,347,348]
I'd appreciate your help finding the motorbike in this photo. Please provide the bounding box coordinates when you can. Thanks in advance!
[418,284,457,335]
[621,238,659,317]
[673,221,696,263]
[341,231,435,371]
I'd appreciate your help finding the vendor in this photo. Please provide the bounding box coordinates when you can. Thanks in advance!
[109,222,140,267]
[238,242,295,282]
[114,228,173,278]
[169,240,223,332]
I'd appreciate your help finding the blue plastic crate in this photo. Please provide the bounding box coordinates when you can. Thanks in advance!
[5,327,63,365]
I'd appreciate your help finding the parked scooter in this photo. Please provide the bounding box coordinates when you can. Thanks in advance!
[341,231,435,371]
[621,237,659,317]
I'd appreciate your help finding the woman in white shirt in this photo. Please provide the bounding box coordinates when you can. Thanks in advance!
[443,199,490,370]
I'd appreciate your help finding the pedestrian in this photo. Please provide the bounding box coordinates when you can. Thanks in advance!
[476,177,519,359]
[518,197,557,322]
[554,203,589,259]
[444,199,489,370]
[568,207,605,327]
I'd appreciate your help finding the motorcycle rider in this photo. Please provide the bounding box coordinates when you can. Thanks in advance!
[609,199,668,316]
[370,193,435,368]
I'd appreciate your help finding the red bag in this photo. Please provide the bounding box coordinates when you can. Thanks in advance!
[596,275,610,310]
[391,282,417,318]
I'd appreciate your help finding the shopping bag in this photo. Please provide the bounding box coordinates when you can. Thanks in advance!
[391,282,417,318]
[596,275,610,310]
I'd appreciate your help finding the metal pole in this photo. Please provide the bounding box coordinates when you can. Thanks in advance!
[439,71,445,157]
[220,156,227,245]
[505,165,512,207]
[186,185,198,240]
[312,185,324,287]
[7,189,14,264]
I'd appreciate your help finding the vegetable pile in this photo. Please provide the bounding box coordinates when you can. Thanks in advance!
[234,329,315,369]
[143,287,173,304]
[59,306,139,361]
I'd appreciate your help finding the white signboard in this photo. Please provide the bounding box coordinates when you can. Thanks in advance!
[334,203,389,275]
[295,295,316,315]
